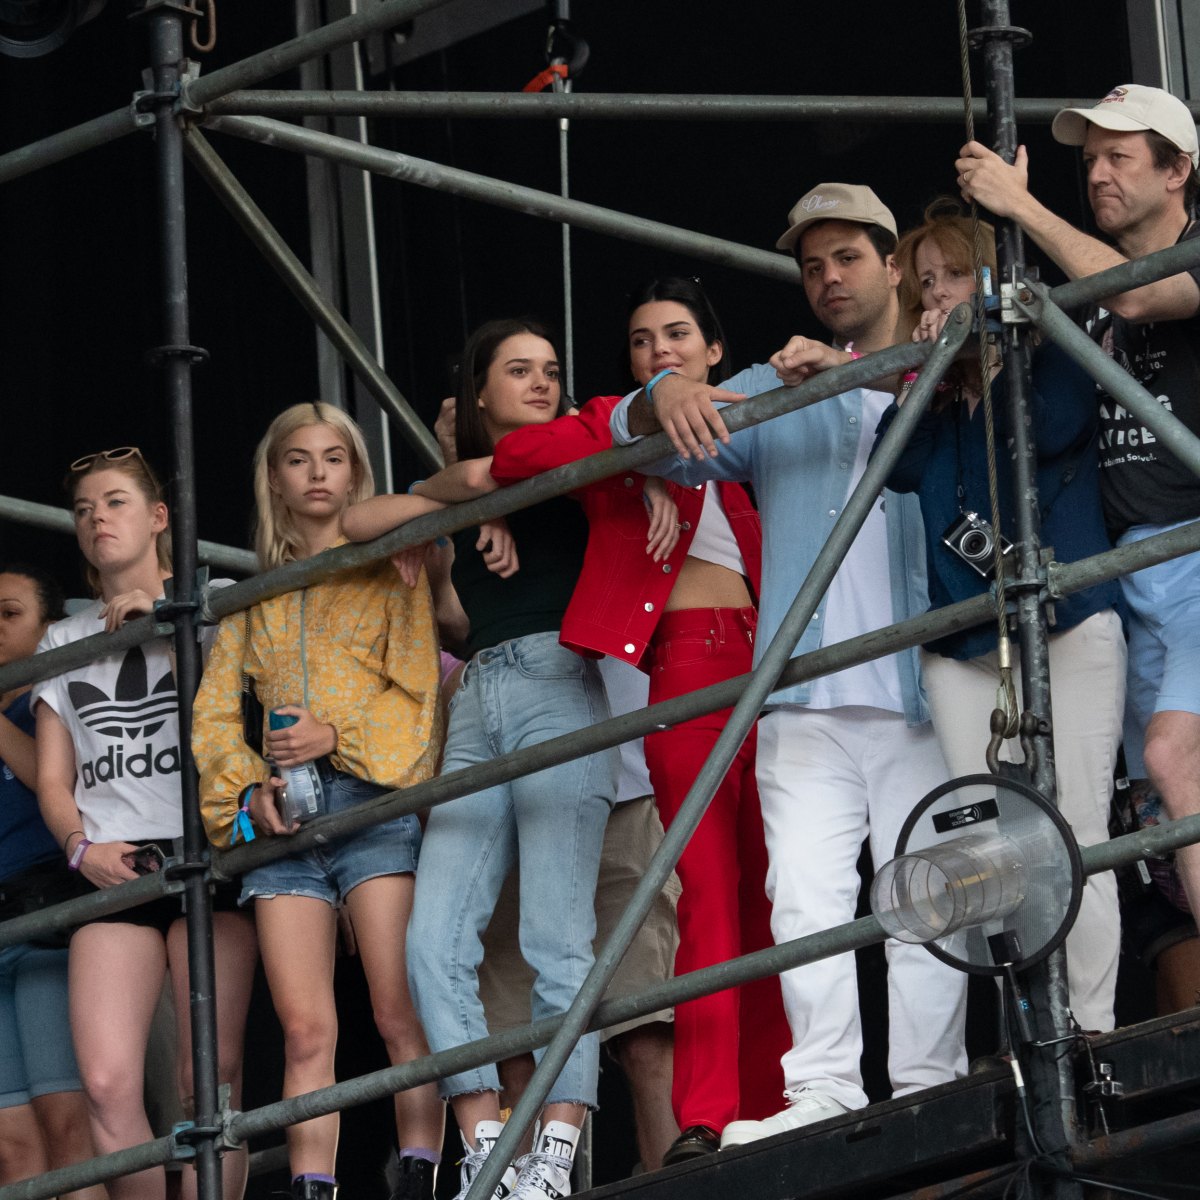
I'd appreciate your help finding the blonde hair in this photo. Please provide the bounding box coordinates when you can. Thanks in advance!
[253,402,375,570]
[65,452,172,597]
[895,198,999,335]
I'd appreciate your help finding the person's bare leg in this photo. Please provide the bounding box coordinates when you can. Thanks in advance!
[450,1092,502,1148]
[495,1056,535,1157]
[1144,710,1200,917]
[0,1104,48,1184]
[255,897,339,1177]
[69,923,169,1200]
[29,1090,106,1200]
[343,875,444,1154]
[610,1023,678,1172]
[1155,936,1200,1015]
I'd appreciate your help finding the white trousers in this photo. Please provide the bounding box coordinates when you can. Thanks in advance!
[756,707,968,1112]
[921,608,1126,1033]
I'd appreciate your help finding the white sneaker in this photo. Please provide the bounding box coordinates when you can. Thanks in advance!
[719,1087,851,1148]
[509,1120,579,1199]
[509,1150,572,1199]
[452,1122,518,1200]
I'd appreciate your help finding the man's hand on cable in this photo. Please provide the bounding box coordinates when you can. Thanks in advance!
[955,140,1031,218]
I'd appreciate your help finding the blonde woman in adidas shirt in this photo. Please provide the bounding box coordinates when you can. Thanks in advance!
[32,448,257,1200]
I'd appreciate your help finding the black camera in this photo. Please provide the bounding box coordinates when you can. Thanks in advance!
[941,511,1013,578]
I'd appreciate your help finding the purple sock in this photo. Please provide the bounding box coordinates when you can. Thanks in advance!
[292,1175,338,1186]
[399,1148,441,1165]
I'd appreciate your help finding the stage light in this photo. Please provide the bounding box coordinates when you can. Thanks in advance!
[871,774,1083,976]
[0,0,106,59]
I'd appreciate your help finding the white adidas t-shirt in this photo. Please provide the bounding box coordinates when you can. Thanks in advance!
[32,594,220,843]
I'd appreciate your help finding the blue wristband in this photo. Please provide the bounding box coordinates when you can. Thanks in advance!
[644,368,677,404]
[233,785,257,845]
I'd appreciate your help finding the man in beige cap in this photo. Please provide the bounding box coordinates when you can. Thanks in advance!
[609,184,967,1150]
[958,86,1200,941]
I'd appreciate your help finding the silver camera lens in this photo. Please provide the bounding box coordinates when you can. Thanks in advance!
[959,529,993,560]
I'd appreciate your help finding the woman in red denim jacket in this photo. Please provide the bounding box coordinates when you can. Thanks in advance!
[490,277,790,1164]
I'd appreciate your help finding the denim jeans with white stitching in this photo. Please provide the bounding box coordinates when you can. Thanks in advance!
[407,632,616,1106]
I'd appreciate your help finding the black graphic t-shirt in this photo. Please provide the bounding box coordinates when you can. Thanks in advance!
[1092,220,1200,537]
[33,600,184,842]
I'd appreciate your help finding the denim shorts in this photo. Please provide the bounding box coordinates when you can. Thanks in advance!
[240,767,421,906]
[1118,520,1200,775]
[0,942,81,1107]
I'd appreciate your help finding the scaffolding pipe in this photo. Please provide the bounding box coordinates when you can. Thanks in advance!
[1048,233,1200,311]
[465,305,971,1200]
[0,105,149,185]
[207,91,1105,123]
[204,113,802,284]
[145,9,224,1200]
[0,0,457,186]
[9,513,1200,952]
[976,4,1079,1189]
[183,0,457,107]
[0,341,933,697]
[182,129,443,470]
[1020,283,1200,479]
[5,786,1197,1200]
[0,493,257,573]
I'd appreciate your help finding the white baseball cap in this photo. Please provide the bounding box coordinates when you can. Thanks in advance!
[1052,84,1199,168]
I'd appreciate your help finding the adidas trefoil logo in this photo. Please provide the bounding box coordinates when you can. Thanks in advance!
[68,648,181,789]
[69,646,177,739]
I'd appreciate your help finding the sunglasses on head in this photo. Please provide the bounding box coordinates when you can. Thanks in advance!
[69,446,145,473]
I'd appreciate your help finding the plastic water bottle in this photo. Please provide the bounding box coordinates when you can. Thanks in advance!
[269,709,325,824]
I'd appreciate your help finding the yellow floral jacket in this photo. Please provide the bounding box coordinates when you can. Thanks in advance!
[192,557,444,848]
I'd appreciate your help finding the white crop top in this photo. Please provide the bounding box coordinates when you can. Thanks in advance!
[686,483,747,576]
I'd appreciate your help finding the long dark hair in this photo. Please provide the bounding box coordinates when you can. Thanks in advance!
[454,318,569,461]
[624,276,733,386]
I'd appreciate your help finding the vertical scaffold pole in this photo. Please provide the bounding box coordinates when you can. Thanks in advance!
[144,6,223,1200]
[977,3,1081,1196]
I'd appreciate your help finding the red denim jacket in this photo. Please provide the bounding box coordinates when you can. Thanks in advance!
[490,394,762,669]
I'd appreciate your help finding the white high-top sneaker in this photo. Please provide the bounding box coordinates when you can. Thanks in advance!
[452,1121,518,1200]
[509,1121,579,1199]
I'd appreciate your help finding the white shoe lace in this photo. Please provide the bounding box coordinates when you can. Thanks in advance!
[510,1150,573,1199]
[782,1087,828,1113]
[453,1145,514,1200]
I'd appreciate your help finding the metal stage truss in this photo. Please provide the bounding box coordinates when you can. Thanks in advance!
[1,3,1200,1200]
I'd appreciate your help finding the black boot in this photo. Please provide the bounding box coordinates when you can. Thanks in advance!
[291,1176,338,1200]
[390,1156,436,1200]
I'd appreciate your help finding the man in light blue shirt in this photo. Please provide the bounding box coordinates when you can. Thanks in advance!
[611,184,967,1145]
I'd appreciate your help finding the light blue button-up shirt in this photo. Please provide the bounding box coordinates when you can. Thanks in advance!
[610,362,932,724]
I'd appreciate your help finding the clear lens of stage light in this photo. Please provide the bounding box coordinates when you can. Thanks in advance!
[871,831,1027,944]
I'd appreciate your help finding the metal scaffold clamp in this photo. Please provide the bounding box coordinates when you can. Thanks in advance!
[172,1085,241,1159]
[999,279,1036,325]
[154,565,219,637]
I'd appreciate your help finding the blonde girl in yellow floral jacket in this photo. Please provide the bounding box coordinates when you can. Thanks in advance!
[192,403,446,1200]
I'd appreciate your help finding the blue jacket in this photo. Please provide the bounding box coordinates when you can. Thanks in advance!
[877,341,1119,661]
[612,363,932,724]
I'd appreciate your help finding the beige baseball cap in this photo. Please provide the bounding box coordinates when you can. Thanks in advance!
[1052,84,1199,168]
[776,183,897,253]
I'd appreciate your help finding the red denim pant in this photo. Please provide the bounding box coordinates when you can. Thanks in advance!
[645,605,791,1132]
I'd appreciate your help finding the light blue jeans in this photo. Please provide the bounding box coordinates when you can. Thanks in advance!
[408,632,617,1107]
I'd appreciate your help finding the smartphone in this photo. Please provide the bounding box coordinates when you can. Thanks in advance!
[129,845,165,875]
